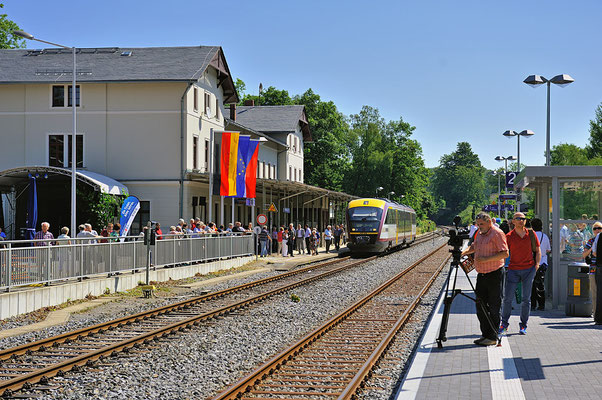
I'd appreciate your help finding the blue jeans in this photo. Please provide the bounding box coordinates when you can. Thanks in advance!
[501,266,536,329]
[260,240,268,256]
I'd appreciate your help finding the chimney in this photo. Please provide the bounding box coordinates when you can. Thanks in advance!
[230,103,237,121]
[243,99,255,106]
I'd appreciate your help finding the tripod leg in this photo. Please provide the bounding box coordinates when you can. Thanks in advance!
[437,264,460,348]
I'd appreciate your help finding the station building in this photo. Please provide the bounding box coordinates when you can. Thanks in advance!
[0,46,355,239]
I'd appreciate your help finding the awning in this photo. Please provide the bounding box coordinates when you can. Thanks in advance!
[0,166,129,196]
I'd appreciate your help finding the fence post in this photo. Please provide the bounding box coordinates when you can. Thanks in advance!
[133,240,136,270]
[108,241,113,274]
[46,246,51,285]
[80,243,84,280]
[173,236,176,266]
[7,244,12,292]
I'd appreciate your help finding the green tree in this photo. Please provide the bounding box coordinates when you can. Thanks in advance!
[586,103,602,158]
[0,3,25,49]
[431,142,486,222]
[550,143,590,165]
[344,106,435,219]
[294,89,351,191]
[234,78,246,101]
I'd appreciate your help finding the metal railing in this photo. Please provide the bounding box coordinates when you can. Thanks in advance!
[0,233,255,291]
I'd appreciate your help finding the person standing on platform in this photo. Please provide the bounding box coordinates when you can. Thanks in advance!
[334,224,342,251]
[324,225,333,252]
[585,221,602,316]
[531,218,551,311]
[461,212,508,346]
[281,227,288,257]
[304,224,311,255]
[500,212,541,335]
[591,223,602,324]
[287,224,295,257]
[295,224,305,255]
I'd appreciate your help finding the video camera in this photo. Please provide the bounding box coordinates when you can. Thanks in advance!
[447,215,471,248]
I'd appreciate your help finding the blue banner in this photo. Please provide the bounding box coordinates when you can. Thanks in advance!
[119,196,140,239]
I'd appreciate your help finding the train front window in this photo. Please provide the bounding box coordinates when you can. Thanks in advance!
[348,207,383,232]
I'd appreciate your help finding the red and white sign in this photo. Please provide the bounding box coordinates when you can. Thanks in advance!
[256,214,268,225]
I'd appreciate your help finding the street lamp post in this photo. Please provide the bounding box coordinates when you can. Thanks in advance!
[388,191,395,200]
[495,155,517,219]
[502,130,534,211]
[523,74,574,166]
[491,171,501,218]
[14,30,77,237]
[375,187,383,197]
[502,130,534,173]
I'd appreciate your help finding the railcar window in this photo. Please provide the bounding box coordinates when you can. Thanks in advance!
[347,207,383,232]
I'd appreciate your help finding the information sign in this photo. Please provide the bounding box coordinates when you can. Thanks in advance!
[283,207,291,214]
[505,171,518,189]
[499,194,517,200]
[246,198,255,207]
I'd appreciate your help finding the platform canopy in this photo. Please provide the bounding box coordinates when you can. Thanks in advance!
[0,166,129,196]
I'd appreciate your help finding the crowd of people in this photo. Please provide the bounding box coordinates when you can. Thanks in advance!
[462,212,602,347]
[16,219,347,255]
[256,223,347,257]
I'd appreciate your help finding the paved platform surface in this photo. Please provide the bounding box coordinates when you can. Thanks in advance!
[397,267,602,400]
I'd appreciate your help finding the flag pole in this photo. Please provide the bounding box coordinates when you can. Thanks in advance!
[208,128,214,224]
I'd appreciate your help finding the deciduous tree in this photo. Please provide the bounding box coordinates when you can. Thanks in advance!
[0,3,24,49]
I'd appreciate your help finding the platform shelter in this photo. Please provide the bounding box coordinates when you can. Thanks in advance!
[517,165,602,308]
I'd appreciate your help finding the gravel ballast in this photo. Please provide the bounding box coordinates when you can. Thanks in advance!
[8,238,448,399]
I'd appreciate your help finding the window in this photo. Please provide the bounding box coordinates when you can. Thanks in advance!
[294,168,297,182]
[193,136,199,169]
[215,97,220,119]
[294,137,298,153]
[48,135,65,167]
[67,135,83,168]
[299,170,302,182]
[131,201,150,235]
[264,163,267,179]
[193,87,198,111]
[52,85,80,108]
[259,162,264,178]
[289,166,292,181]
[204,92,211,116]
[48,134,83,168]
[204,139,210,171]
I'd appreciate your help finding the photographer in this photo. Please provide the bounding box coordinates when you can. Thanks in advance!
[461,212,509,346]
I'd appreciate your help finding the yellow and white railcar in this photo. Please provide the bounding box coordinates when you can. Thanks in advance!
[346,198,416,253]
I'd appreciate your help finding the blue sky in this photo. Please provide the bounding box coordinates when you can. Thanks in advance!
[6,0,602,170]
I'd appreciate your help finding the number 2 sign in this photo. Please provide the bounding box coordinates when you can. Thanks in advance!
[506,171,518,189]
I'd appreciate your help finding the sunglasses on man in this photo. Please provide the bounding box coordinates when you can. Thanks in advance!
[594,227,602,231]
[514,217,527,221]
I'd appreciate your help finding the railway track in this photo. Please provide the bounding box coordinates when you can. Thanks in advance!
[211,243,450,400]
[0,231,441,397]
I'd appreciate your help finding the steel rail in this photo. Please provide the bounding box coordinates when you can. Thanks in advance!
[0,231,438,362]
[0,256,376,396]
[0,256,350,361]
[339,249,450,398]
[211,243,449,400]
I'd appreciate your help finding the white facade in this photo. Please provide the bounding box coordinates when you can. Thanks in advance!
[0,49,310,234]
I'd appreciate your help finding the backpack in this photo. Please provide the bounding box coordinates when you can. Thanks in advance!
[527,228,539,264]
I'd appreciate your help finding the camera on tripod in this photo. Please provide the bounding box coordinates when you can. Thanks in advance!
[446,216,473,273]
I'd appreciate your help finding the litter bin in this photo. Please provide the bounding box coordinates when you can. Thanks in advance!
[565,262,592,317]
